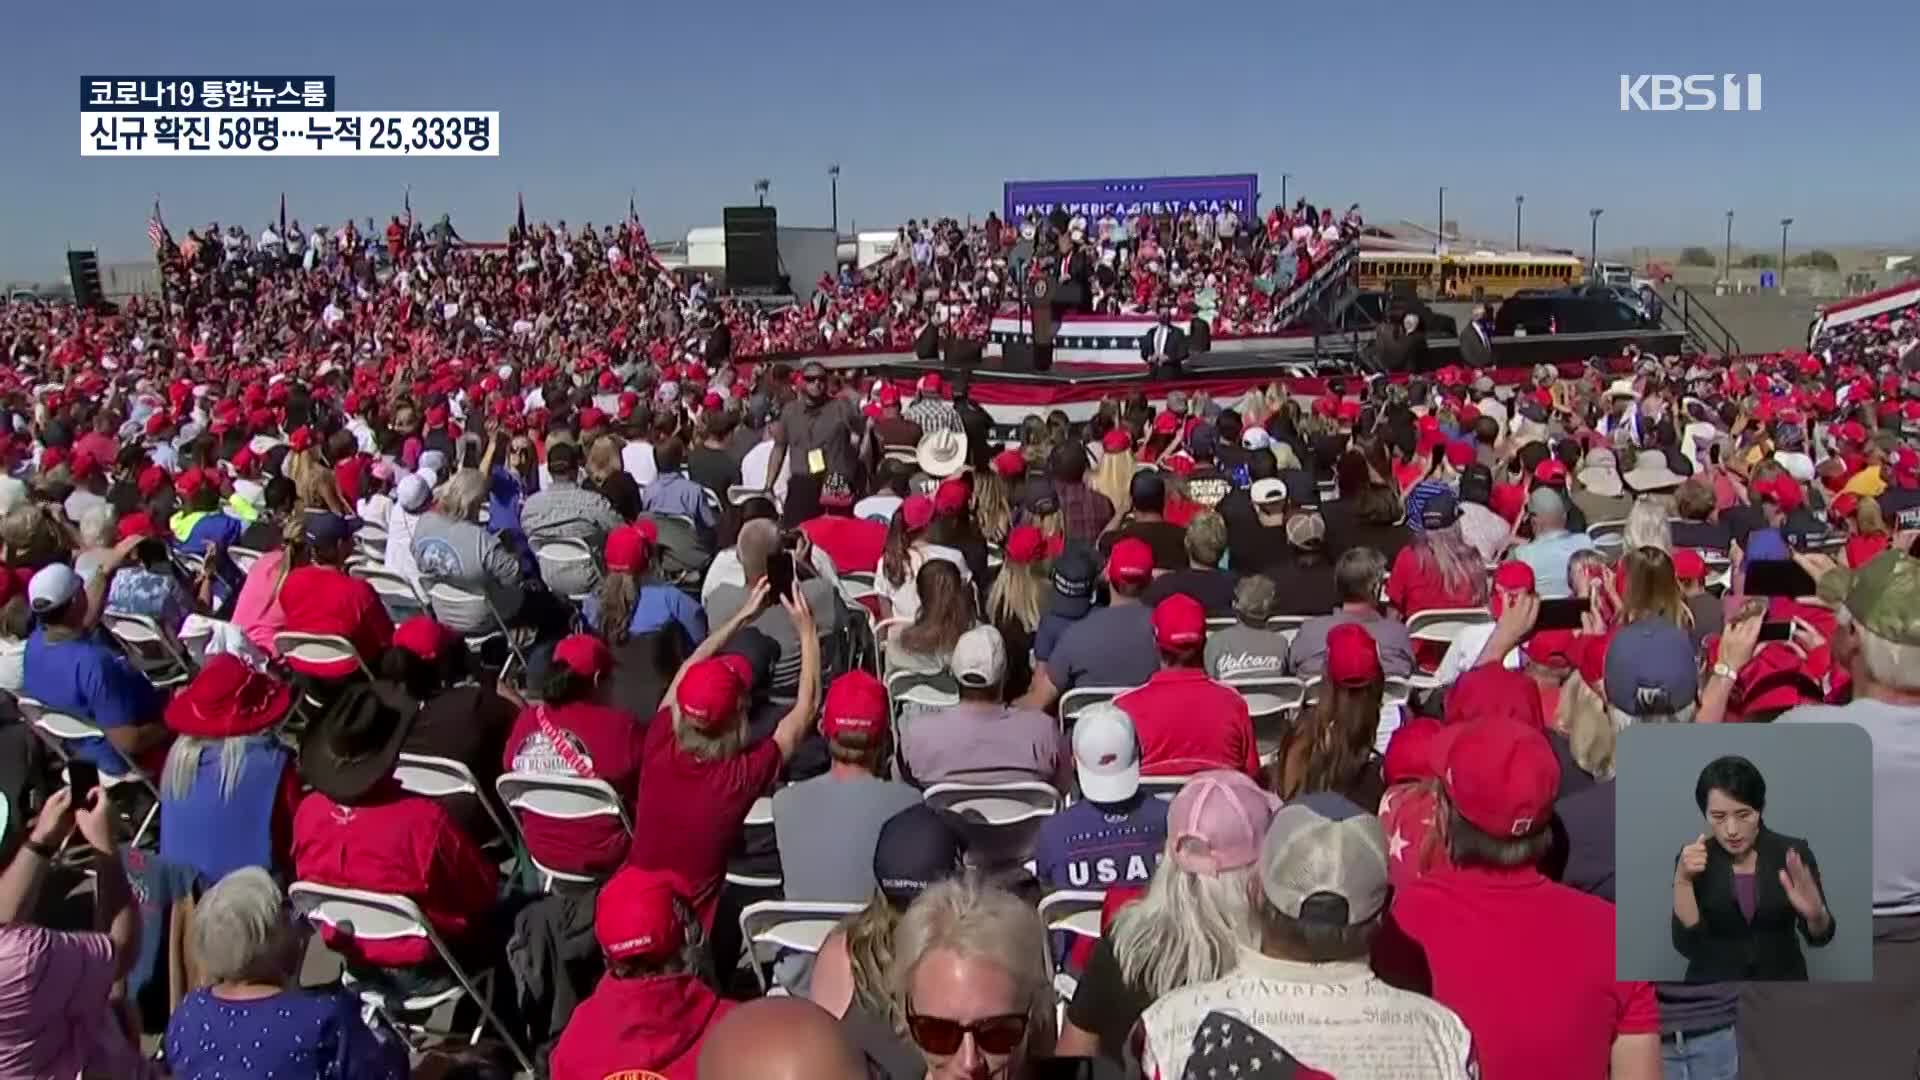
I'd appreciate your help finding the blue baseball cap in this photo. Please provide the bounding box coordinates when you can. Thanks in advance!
[304,512,356,546]
[1603,620,1699,717]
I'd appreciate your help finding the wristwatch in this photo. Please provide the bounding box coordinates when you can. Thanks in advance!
[1710,662,1739,682]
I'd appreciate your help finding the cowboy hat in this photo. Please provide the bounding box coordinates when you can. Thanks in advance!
[1622,450,1686,493]
[915,429,968,478]
[1575,448,1625,499]
[298,681,420,804]
[1606,378,1640,400]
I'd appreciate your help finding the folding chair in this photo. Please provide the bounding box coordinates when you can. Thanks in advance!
[1137,775,1193,802]
[1587,519,1628,554]
[273,632,376,682]
[1224,675,1308,765]
[226,545,265,576]
[727,485,773,509]
[1057,685,1136,732]
[1038,888,1108,1001]
[427,582,527,676]
[354,525,389,563]
[1267,615,1309,646]
[839,572,885,620]
[701,487,724,519]
[923,781,1060,867]
[102,612,198,688]
[737,900,862,994]
[887,669,960,727]
[393,754,520,858]
[531,538,600,604]
[1405,608,1493,681]
[725,796,782,890]
[871,617,907,678]
[32,709,161,848]
[349,564,432,622]
[288,883,534,1076]
[493,772,631,889]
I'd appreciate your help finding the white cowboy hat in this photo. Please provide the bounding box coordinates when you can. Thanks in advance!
[915,429,968,478]
[1606,378,1640,400]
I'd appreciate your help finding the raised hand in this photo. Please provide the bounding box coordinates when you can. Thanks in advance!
[1779,848,1828,924]
[1677,834,1709,882]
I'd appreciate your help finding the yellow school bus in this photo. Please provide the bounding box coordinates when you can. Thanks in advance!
[1356,251,1584,300]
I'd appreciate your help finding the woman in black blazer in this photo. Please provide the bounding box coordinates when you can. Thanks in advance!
[1672,755,1834,981]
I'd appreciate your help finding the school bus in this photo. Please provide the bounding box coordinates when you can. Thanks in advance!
[1355,251,1584,300]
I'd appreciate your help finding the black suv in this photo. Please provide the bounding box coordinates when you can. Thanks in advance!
[1493,291,1642,336]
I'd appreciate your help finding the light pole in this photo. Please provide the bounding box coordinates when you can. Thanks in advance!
[1779,217,1793,291]
[754,178,770,208]
[1437,186,1447,252]
[1280,173,1291,208]
[828,164,840,238]
[1588,208,1603,278]
[1514,194,1524,250]
[1724,210,1735,287]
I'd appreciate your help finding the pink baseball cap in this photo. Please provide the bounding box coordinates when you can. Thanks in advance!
[1168,770,1282,875]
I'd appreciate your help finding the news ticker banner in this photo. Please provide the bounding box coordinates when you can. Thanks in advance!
[80,76,498,157]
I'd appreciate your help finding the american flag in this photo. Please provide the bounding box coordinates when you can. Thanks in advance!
[1178,1012,1333,1080]
[146,198,170,251]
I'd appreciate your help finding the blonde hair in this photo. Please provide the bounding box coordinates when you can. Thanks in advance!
[1560,675,1616,780]
[840,891,903,1025]
[436,469,489,521]
[586,434,624,482]
[972,472,1013,546]
[987,557,1048,634]
[673,707,746,762]
[1620,546,1692,630]
[1109,853,1261,999]
[1092,449,1135,513]
[1623,497,1673,554]
[1854,496,1889,537]
[890,877,1056,1054]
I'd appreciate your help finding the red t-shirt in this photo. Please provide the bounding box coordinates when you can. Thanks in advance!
[290,783,499,968]
[503,701,647,876]
[799,515,888,574]
[1387,546,1487,670]
[278,565,394,678]
[625,709,782,920]
[1376,865,1658,1080]
[548,972,735,1080]
[1115,669,1260,778]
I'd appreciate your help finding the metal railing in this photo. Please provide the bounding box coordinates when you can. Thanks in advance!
[1659,284,1742,358]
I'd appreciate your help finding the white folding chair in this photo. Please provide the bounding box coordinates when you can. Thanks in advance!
[227,545,264,576]
[1405,608,1494,668]
[1266,615,1309,646]
[871,617,907,678]
[1302,675,1414,711]
[288,883,534,1076]
[354,526,389,563]
[1587,519,1628,554]
[273,632,376,682]
[726,796,782,890]
[494,772,631,888]
[924,781,1060,866]
[737,900,862,994]
[1137,775,1193,802]
[531,538,600,603]
[32,710,160,847]
[1057,685,1135,731]
[701,487,724,518]
[102,612,197,688]
[1038,888,1108,1001]
[427,582,526,675]
[1204,616,1238,635]
[1224,676,1308,765]
[393,754,519,856]
[727,485,773,509]
[350,564,432,621]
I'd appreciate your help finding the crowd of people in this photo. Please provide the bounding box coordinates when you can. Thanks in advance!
[0,203,1918,1079]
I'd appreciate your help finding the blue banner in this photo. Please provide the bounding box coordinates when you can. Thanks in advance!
[1003,173,1258,223]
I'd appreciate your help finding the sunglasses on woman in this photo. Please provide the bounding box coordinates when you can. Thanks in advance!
[905,1006,1030,1056]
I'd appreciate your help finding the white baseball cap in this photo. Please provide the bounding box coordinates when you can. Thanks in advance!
[1072,703,1142,803]
[27,564,81,615]
[951,626,1007,689]
[1241,428,1273,451]
[395,473,432,513]
[1250,478,1288,506]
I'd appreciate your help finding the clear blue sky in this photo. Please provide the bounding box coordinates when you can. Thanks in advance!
[5,0,1916,279]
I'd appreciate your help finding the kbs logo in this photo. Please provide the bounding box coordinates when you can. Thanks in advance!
[1619,74,1763,111]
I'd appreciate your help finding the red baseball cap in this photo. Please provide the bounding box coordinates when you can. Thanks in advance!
[1106,538,1154,586]
[115,511,167,543]
[1444,441,1474,470]
[1492,561,1536,594]
[1443,719,1560,838]
[425,404,449,427]
[877,385,901,406]
[68,453,99,482]
[1533,460,1569,486]
[1834,421,1867,445]
[1756,475,1805,512]
[175,467,210,498]
[392,616,457,663]
[616,391,640,419]
[1445,666,1544,729]
[1382,716,1448,784]
[1005,525,1051,565]
[1152,412,1179,436]
[821,670,890,742]
[933,477,970,517]
[1101,429,1132,453]
[1670,548,1707,581]
[1325,622,1383,688]
[675,657,746,732]
[579,407,607,431]
[1151,594,1207,652]
[552,634,613,680]
[901,493,935,531]
[991,448,1026,478]
[605,524,653,574]
[137,465,171,498]
[594,867,683,962]
[917,373,944,396]
[144,412,170,436]
[1523,628,1582,669]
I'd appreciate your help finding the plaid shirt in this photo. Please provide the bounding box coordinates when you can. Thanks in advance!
[1055,481,1115,545]
[903,397,962,435]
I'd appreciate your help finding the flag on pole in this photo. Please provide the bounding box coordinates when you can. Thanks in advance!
[147,198,170,251]
[515,192,527,243]
[403,185,412,229]
[628,191,638,228]
[278,192,287,241]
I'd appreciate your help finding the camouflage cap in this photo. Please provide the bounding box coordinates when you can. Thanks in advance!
[1846,553,1920,647]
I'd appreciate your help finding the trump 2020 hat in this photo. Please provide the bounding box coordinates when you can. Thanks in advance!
[594,867,683,963]
[1442,719,1559,839]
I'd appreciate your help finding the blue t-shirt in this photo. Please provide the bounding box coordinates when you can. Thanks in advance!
[183,511,246,556]
[164,987,408,1080]
[1033,794,1170,890]
[584,584,709,649]
[487,467,526,535]
[22,628,166,775]
[1033,611,1083,663]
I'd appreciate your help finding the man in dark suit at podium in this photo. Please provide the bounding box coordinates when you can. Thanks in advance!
[1140,303,1190,376]
[1460,303,1495,368]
